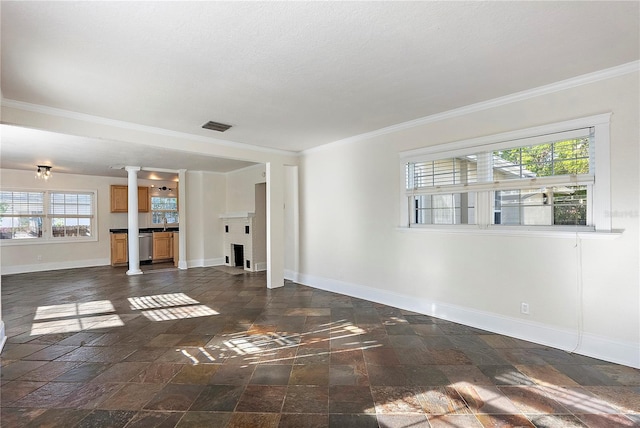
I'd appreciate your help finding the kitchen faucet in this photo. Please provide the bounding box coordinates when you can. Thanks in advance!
[163,217,167,231]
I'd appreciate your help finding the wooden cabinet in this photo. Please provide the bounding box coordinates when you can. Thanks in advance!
[110,185,127,212]
[173,232,179,267]
[110,185,149,213]
[152,232,173,261]
[110,233,128,266]
[137,187,150,212]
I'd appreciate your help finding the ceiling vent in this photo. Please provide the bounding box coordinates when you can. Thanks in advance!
[202,121,232,132]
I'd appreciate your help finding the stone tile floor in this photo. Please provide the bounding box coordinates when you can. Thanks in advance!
[1,265,639,427]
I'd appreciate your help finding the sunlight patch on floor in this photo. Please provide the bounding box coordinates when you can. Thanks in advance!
[128,292,219,321]
[30,300,123,335]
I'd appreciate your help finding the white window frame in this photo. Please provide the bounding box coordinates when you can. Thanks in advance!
[399,114,612,234]
[0,189,97,245]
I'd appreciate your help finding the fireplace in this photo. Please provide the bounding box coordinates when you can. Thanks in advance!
[232,244,244,268]
[220,209,266,272]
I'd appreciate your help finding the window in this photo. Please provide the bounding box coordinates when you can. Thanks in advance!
[0,190,95,242]
[401,114,611,232]
[151,196,178,225]
[50,192,94,238]
[0,191,44,239]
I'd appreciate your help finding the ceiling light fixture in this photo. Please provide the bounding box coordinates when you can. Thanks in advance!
[151,185,173,191]
[35,165,52,180]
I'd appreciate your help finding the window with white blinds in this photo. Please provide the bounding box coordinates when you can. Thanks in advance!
[49,192,94,238]
[0,191,45,239]
[401,114,611,231]
[0,190,96,242]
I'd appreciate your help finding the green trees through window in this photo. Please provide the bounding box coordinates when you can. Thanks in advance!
[151,196,179,224]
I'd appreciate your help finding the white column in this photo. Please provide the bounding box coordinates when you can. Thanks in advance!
[126,166,143,275]
[266,162,285,288]
[178,169,188,269]
[284,165,299,281]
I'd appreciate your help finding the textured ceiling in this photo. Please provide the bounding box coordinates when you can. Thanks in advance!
[0,124,257,179]
[1,1,639,175]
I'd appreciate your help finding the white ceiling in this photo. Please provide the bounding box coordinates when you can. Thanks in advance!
[1,1,639,177]
[0,124,257,179]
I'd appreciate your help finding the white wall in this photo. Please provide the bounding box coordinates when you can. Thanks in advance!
[284,166,299,276]
[224,163,298,275]
[226,163,266,212]
[184,171,227,267]
[254,183,267,269]
[0,169,121,273]
[298,71,640,368]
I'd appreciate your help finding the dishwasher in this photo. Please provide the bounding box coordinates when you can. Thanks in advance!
[139,233,153,263]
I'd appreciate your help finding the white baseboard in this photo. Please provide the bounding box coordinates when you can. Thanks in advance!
[0,321,6,354]
[0,258,111,275]
[187,257,225,268]
[296,272,640,369]
[284,269,300,282]
[255,262,267,272]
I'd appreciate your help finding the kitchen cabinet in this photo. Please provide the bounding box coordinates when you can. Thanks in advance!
[153,232,173,261]
[110,233,128,266]
[110,185,149,213]
[173,232,179,267]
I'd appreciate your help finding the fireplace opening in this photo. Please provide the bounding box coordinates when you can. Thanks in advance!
[233,244,244,268]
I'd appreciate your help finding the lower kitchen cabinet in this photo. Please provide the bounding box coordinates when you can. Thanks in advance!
[152,232,173,261]
[110,233,128,266]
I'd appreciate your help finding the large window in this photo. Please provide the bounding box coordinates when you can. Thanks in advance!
[401,114,611,232]
[0,191,44,239]
[50,192,94,237]
[151,196,178,225]
[0,190,95,242]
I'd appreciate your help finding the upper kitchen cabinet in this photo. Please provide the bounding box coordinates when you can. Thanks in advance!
[110,185,150,213]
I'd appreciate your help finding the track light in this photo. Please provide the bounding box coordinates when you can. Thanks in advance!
[36,165,52,180]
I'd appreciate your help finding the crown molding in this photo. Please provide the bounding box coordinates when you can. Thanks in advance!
[303,60,640,156]
[0,98,297,157]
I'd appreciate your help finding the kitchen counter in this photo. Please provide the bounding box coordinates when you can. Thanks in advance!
[110,227,179,233]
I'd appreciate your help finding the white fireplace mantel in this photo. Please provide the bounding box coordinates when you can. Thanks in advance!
[219,212,255,219]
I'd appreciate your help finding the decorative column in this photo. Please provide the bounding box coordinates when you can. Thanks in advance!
[177,169,187,269]
[266,162,285,288]
[126,166,143,275]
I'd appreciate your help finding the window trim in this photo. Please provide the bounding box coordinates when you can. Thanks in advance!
[399,114,612,233]
[0,188,98,245]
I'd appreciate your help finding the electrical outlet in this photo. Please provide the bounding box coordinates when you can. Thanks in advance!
[36,255,42,262]
[520,302,530,315]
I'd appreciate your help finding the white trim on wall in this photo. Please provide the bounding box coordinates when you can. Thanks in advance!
[284,269,299,282]
[296,272,640,369]
[187,257,225,268]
